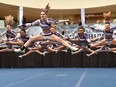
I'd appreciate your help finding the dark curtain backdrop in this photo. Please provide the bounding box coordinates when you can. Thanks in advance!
[0,50,116,68]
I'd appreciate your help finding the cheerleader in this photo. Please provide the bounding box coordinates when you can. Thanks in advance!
[18,29,31,44]
[88,22,116,48]
[0,15,22,52]
[67,25,98,54]
[14,3,78,52]
[88,11,116,48]
[50,25,68,52]
[18,41,58,58]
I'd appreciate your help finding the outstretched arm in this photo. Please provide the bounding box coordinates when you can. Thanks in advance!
[18,20,40,28]
[0,31,6,37]
[110,26,116,31]
[48,18,68,25]
[88,25,104,32]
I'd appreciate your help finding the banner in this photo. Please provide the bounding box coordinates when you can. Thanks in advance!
[0,20,5,28]
[57,24,104,39]
[57,24,78,38]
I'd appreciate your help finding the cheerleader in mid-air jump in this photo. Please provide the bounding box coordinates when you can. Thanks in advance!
[14,3,78,53]
[88,11,116,48]
[50,25,68,52]
[86,11,116,56]
[18,40,58,58]
[0,15,23,52]
[67,24,98,54]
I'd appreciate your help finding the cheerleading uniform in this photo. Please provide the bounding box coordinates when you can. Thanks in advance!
[19,34,30,43]
[75,33,90,47]
[0,30,17,50]
[22,18,58,40]
[91,26,116,45]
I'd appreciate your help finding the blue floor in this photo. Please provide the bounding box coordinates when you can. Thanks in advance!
[0,68,116,87]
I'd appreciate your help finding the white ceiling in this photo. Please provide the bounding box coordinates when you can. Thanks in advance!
[0,0,116,9]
